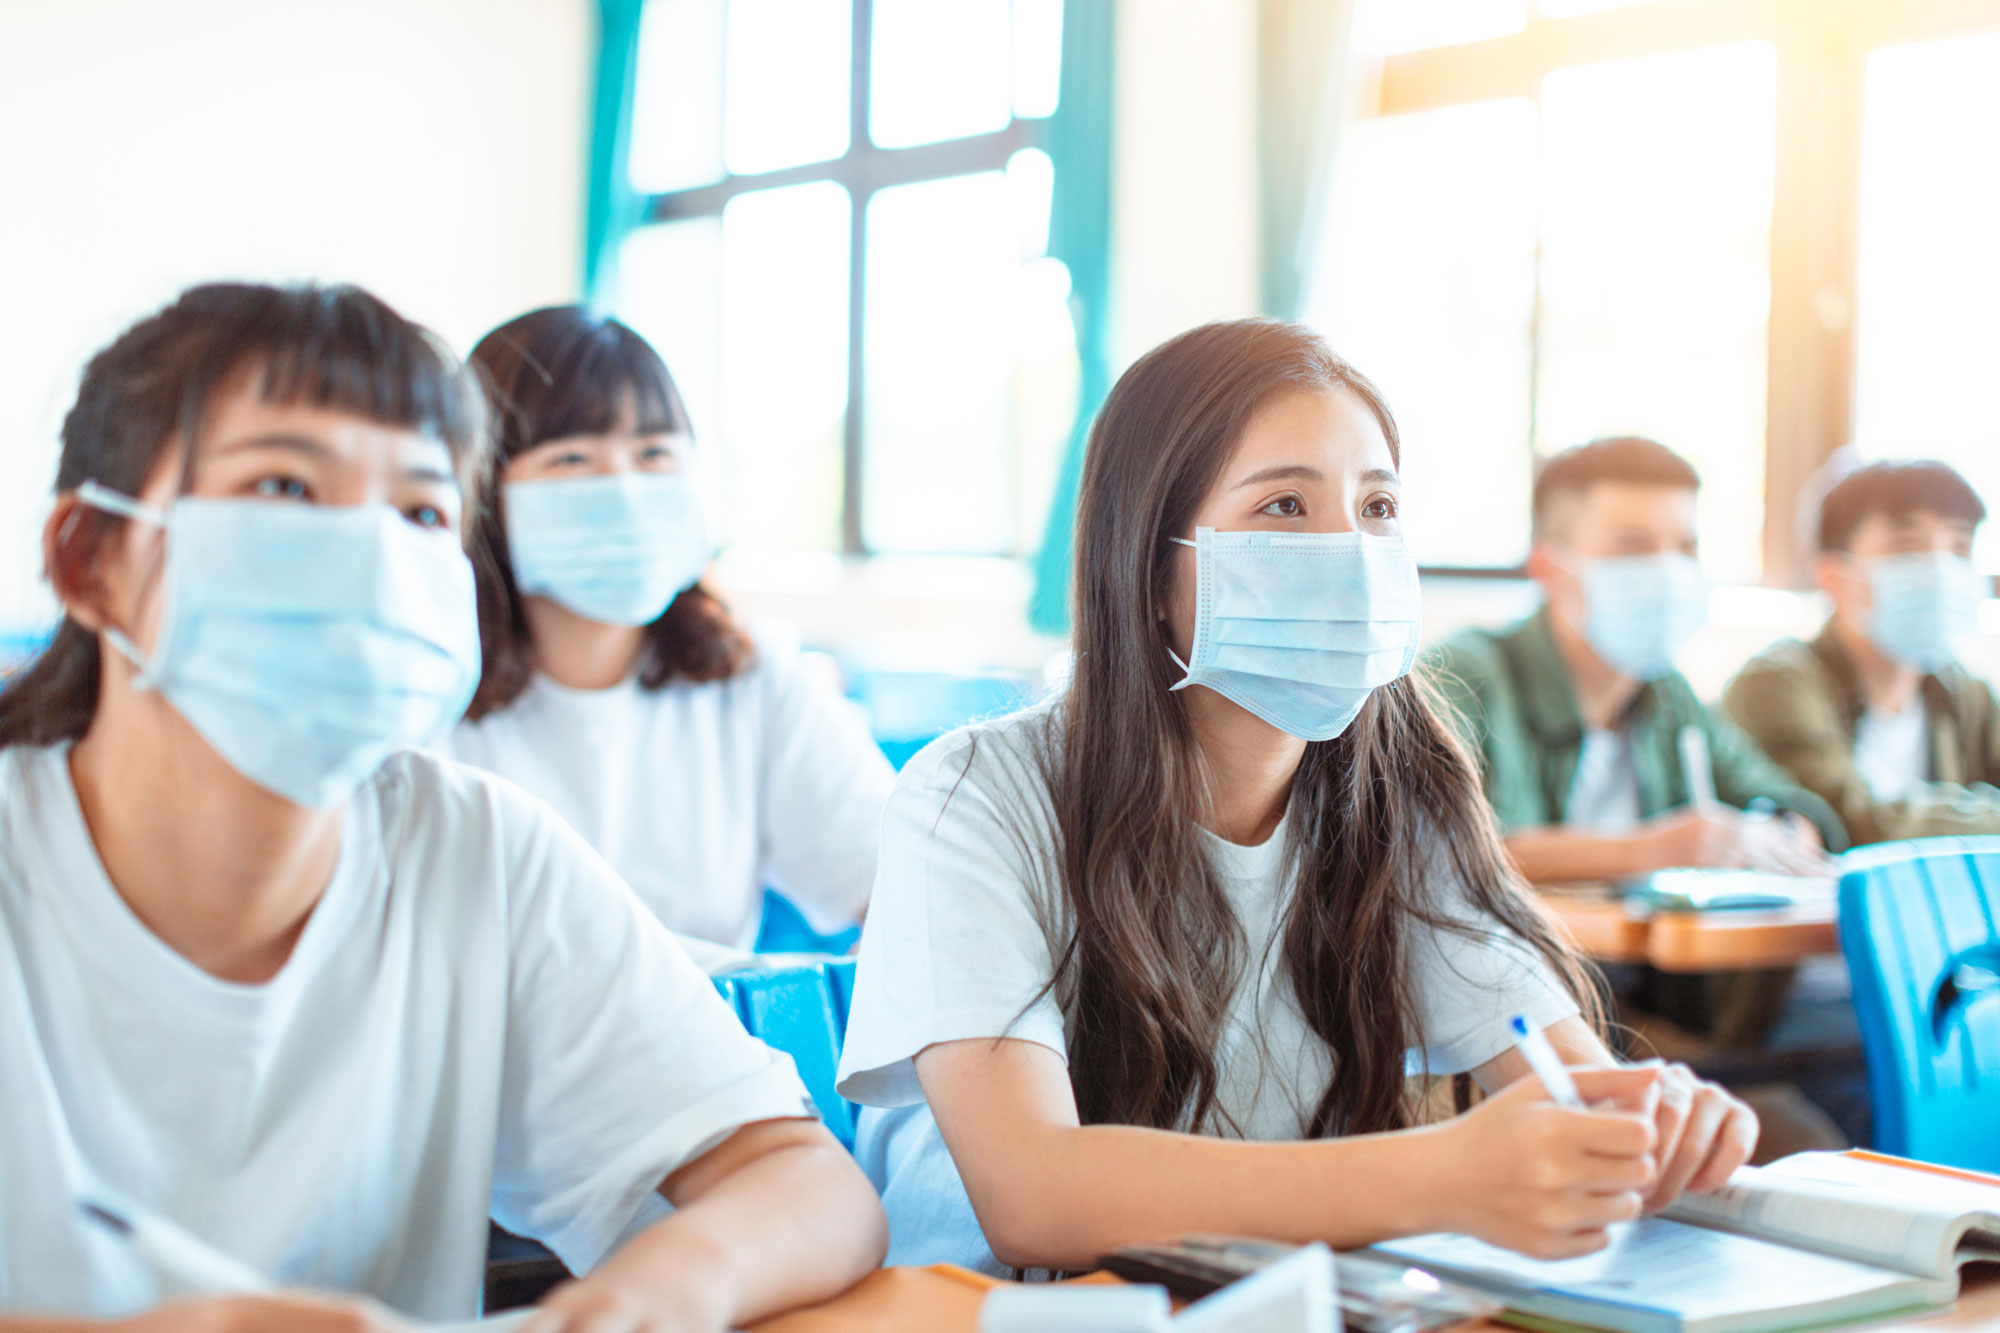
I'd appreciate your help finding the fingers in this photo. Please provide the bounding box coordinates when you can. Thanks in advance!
[1569,1065,1663,1117]
[1647,1065,1693,1200]
[1647,1086,1725,1208]
[1687,1096,1760,1194]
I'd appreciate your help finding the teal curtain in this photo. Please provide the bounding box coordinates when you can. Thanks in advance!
[1257,0,1356,320]
[1026,0,1118,637]
[584,0,647,308]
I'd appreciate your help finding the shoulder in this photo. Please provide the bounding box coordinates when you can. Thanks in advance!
[1729,637,1823,690]
[1424,625,1519,703]
[882,700,1062,857]
[897,697,1059,801]
[367,748,585,887]
[1722,638,1834,719]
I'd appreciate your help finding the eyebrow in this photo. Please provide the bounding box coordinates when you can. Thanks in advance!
[208,432,459,488]
[1231,464,1400,489]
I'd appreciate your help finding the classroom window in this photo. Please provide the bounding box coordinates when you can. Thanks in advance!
[1851,30,2000,575]
[616,0,1076,559]
[1315,0,2000,581]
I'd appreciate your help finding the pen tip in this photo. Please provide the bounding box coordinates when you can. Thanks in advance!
[1509,1014,1529,1036]
[79,1200,131,1235]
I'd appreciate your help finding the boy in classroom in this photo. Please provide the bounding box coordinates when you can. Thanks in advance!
[1726,459,2000,846]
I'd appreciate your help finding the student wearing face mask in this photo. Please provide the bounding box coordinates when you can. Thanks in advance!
[443,308,893,950]
[1430,437,1844,889]
[0,284,885,1332]
[1724,461,2000,846]
[834,322,1757,1277]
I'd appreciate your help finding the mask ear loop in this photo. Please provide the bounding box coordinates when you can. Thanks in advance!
[1163,533,1203,688]
[71,481,172,683]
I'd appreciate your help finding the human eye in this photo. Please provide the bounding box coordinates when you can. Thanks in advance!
[1362,494,1399,521]
[404,503,448,529]
[1258,494,1304,519]
[250,475,312,502]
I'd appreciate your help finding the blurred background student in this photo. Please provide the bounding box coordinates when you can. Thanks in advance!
[1727,460,2000,846]
[449,308,892,950]
[1429,437,1843,894]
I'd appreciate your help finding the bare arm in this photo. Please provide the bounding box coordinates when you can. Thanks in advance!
[1504,825,1672,884]
[530,1118,885,1333]
[1506,809,1830,885]
[915,1034,1660,1273]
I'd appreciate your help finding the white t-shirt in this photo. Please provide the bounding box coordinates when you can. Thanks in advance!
[444,627,894,948]
[0,744,815,1320]
[834,701,1581,1273]
[1564,727,1642,832]
[1853,699,1930,803]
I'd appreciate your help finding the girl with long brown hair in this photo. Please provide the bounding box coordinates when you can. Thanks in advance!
[448,308,892,949]
[835,319,1757,1274]
[0,284,883,1331]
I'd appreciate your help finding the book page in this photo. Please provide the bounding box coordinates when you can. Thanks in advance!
[1665,1153,2000,1278]
[1376,1218,1947,1330]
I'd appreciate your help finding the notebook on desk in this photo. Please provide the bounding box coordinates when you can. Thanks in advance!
[1622,869,1837,912]
[1371,1152,2000,1333]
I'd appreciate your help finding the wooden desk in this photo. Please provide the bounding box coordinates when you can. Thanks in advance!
[1536,882,1841,973]
[749,1265,2000,1331]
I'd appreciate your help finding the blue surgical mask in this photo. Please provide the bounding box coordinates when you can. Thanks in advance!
[1573,553,1707,681]
[77,482,481,808]
[504,473,710,627]
[1167,527,1422,741]
[1866,550,1986,672]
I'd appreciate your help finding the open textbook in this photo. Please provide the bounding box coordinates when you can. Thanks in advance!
[1371,1152,2000,1333]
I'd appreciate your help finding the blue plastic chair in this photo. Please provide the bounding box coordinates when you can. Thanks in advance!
[753,887,861,954]
[711,958,857,1150]
[1838,836,2000,1170]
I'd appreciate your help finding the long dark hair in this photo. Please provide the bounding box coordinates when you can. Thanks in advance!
[0,282,489,750]
[463,307,752,719]
[1045,318,1602,1135]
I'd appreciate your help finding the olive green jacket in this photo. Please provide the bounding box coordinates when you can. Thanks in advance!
[1426,608,1847,849]
[1721,624,2000,846]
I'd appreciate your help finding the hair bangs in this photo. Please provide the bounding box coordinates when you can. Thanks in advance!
[519,317,690,448]
[177,283,486,466]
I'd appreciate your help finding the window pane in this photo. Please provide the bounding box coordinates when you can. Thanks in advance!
[1351,0,1526,56]
[1536,42,1776,581]
[1013,0,1064,120]
[865,170,1074,554]
[616,217,723,450]
[721,183,850,550]
[1854,32,2000,574]
[1306,99,1539,568]
[629,0,726,192]
[724,0,851,175]
[870,0,1011,149]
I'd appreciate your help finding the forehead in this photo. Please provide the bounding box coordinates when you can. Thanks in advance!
[197,389,451,465]
[1848,506,1977,544]
[1226,387,1394,474]
[1564,480,1696,530]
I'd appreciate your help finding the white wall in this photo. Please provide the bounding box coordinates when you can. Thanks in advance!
[0,0,593,625]
[1108,0,1261,371]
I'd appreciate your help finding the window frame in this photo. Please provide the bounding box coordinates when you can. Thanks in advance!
[626,0,1057,557]
[1364,0,2000,583]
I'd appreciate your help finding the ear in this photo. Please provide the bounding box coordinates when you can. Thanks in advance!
[1524,540,1560,590]
[43,495,114,632]
[1811,551,1850,603]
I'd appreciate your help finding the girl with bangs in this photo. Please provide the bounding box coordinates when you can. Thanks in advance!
[835,319,1759,1275]
[448,308,892,950]
[0,284,883,1332]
